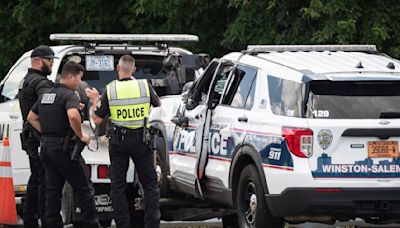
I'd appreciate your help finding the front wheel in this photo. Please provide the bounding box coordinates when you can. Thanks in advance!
[222,213,239,228]
[99,219,112,228]
[235,164,283,228]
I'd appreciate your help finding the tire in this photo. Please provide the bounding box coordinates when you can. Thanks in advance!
[235,164,283,228]
[131,210,145,228]
[61,183,74,225]
[222,213,239,228]
[154,135,169,197]
[99,219,112,228]
[72,221,85,228]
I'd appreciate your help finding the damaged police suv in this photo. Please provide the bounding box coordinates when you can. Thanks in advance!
[150,45,400,227]
[0,33,208,226]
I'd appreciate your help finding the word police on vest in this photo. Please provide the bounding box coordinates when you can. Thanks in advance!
[117,107,145,119]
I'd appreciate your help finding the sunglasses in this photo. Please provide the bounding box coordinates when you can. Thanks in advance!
[42,58,54,63]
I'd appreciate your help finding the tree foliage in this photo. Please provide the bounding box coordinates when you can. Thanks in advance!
[0,0,399,78]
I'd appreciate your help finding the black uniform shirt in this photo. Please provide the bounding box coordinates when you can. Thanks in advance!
[95,78,161,118]
[31,84,80,137]
[18,68,54,121]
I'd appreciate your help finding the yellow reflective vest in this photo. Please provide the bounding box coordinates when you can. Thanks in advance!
[106,79,150,129]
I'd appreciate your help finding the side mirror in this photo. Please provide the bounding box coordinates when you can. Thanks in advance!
[171,115,189,128]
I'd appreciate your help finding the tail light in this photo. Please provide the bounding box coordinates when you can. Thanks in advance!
[282,127,313,158]
[97,165,109,179]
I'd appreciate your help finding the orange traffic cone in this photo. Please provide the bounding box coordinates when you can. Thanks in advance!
[0,137,17,224]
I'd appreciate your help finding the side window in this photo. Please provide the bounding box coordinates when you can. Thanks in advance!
[213,65,232,95]
[222,65,257,110]
[268,76,304,117]
[1,57,30,101]
[208,64,234,107]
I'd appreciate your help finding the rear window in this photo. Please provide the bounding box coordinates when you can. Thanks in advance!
[305,80,400,119]
[60,54,164,94]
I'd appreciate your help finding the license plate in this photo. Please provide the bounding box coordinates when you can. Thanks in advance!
[368,141,399,158]
[85,55,114,71]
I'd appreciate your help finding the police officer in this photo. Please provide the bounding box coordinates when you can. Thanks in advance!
[86,55,161,228]
[27,61,100,228]
[18,45,56,228]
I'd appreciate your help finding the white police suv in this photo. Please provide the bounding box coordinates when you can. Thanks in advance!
[0,33,208,226]
[149,45,400,227]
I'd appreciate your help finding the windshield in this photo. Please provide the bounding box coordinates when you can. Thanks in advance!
[1,57,30,101]
[305,80,400,119]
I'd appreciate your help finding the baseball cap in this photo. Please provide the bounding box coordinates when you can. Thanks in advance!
[31,45,58,59]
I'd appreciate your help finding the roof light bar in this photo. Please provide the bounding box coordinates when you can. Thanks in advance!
[247,45,377,53]
[49,33,199,42]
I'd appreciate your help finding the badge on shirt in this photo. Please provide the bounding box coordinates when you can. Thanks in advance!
[41,93,56,104]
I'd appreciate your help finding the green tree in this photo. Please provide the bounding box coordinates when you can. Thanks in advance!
[1,0,400,79]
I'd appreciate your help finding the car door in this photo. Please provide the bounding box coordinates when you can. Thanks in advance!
[194,61,237,188]
[170,60,221,196]
[204,64,258,189]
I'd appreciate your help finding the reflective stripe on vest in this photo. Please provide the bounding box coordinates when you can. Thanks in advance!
[106,79,150,129]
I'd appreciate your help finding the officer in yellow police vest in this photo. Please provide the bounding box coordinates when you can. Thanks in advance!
[86,55,161,228]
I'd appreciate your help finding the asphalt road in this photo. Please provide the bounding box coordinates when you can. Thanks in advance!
[2,219,400,228]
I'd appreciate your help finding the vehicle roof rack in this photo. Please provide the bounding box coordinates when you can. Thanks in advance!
[246,45,377,53]
[49,33,199,42]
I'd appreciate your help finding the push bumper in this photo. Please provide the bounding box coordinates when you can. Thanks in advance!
[267,188,400,218]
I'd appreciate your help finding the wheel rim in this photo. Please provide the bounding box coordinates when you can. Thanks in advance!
[241,181,257,226]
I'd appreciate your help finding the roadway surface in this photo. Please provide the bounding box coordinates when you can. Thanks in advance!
[1,218,400,228]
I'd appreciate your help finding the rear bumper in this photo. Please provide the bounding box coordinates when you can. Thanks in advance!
[267,188,400,218]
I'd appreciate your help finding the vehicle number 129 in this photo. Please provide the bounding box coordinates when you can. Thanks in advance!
[312,110,329,118]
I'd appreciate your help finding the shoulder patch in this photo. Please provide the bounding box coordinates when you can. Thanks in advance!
[41,93,56,104]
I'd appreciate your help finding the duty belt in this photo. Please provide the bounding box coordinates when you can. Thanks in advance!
[41,136,65,143]
[115,126,142,135]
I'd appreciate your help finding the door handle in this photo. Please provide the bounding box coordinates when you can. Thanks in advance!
[238,116,248,122]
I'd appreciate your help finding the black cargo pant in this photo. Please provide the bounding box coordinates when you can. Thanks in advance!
[22,136,46,228]
[109,128,160,228]
[40,138,99,228]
